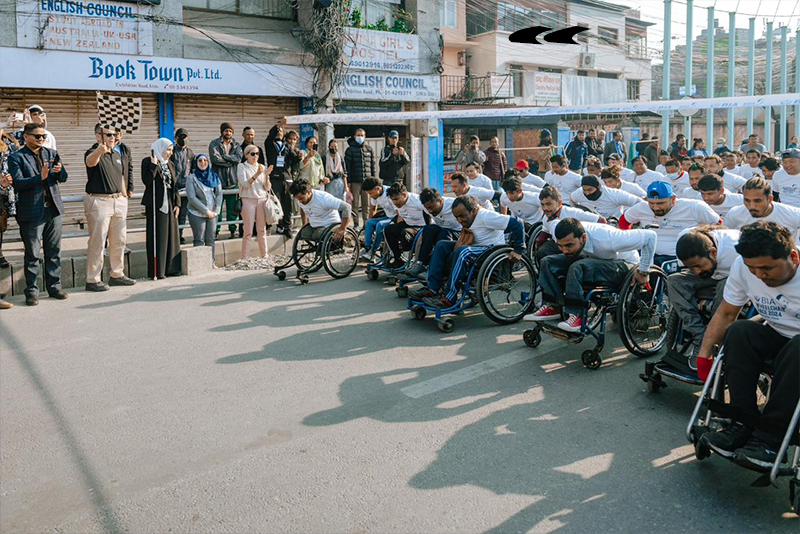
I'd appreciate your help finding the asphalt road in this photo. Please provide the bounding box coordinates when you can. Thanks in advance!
[1,268,797,534]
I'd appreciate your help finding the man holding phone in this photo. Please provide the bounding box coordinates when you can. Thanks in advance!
[9,105,57,151]
[455,135,486,171]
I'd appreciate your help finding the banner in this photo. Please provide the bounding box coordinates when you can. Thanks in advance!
[344,29,419,73]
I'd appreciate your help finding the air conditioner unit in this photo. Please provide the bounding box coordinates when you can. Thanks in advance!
[579,53,596,69]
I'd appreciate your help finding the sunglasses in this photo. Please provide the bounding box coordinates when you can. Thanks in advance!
[103,132,116,138]
[30,133,48,140]
[247,151,259,156]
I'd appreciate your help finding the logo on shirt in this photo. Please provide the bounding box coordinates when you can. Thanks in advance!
[752,294,790,320]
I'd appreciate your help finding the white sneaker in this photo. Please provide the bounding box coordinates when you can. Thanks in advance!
[523,305,561,322]
[557,314,583,333]
[359,249,372,261]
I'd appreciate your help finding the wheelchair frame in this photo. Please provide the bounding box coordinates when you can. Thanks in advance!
[273,224,360,284]
[365,224,425,291]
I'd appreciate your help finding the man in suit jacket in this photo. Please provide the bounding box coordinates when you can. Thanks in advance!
[603,131,628,165]
[8,123,68,305]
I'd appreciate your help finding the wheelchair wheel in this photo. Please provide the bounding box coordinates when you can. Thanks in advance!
[476,248,537,325]
[293,229,323,274]
[617,267,670,357]
[525,223,543,277]
[321,228,360,279]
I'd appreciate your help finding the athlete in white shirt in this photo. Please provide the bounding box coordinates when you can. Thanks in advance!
[697,222,800,470]
[660,159,692,193]
[409,195,526,308]
[632,156,665,191]
[601,166,646,197]
[738,149,763,180]
[290,178,351,241]
[704,154,746,192]
[722,176,800,244]
[525,218,657,332]
[450,172,496,211]
[406,188,464,277]
[499,176,543,224]
[668,227,740,358]
[722,151,742,176]
[464,162,494,190]
[361,177,398,260]
[535,185,604,262]
[696,174,744,217]
[771,148,800,208]
[515,160,547,189]
[544,155,582,205]
[569,174,642,219]
[607,153,636,182]
[383,182,430,269]
[620,181,720,263]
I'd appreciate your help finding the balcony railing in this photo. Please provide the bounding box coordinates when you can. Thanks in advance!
[441,74,514,105]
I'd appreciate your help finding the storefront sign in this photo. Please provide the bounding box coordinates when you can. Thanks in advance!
[336,100,402,113]
[0,47,313,97]
[336,72,440,102]
[490,75,513,98]
[344,29,419,73]
[533,72,561,103]
[16,0,154,55]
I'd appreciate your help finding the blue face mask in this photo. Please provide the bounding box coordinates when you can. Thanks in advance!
[355,136,365,144]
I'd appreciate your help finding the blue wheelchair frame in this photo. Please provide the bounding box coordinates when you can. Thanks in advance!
[365,224,425,289]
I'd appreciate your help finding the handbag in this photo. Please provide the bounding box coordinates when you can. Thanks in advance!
[455,228,474,248]
[263,191,283,225]
[232,193,242,217]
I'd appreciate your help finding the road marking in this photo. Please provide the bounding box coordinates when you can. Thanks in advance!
[400,344,558,399]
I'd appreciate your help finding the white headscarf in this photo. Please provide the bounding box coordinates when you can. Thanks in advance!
[151,138,173,163]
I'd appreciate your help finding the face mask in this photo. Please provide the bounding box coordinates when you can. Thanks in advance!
[355,136,365,144]
[717,142,724,147]
[329,148,337,154]
[585,189,602,201]
[667,172,680,180]
[176,137,186,148]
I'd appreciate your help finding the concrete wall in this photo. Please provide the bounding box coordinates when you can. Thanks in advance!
[0,0,16,47]
[406,0,443,76]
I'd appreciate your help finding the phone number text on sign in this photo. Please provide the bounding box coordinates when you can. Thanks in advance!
[344,28,420,73]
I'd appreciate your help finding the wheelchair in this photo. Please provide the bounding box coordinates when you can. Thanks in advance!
[686,344,800,513]
[273,224,360,284]
[523,265,671,370]
[408,245,537,333]
[365,225,426,295]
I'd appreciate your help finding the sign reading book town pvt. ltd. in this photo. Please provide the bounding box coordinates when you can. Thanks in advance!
[16,0,154,55]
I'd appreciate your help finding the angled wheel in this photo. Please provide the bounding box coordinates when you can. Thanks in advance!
[581,349,602,370]
[477,247,537,325]
[275,271,287,281]
[437,318,455,333]
[322,227,360,279]
[523,328,542,348]
[396,286,409,298]
[366,268,379,281]
[293,227,323,274]
[411,305,427,320]
[618,267,670,357]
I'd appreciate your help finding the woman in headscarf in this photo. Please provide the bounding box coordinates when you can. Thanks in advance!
[142,138,181,279]
[186,154,223,267]
[321,138,348,201]
[237,145,273,259]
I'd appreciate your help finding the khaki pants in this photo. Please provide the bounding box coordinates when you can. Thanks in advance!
[84,195,128,283]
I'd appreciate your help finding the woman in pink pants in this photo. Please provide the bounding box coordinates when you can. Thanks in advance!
[237,145,273,258]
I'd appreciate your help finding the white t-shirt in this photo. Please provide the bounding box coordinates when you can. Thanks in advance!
[722,171,747,193]
[423,196,461,231]
[520,172,546,189]
[655,164,668,175]
[469,208,511,247]
[520,182,542,193]
[570,186,642,219]
[543,221,656,269]
[772,168,800,208]
[633,169,665,191]
[500,192,543,224]
[463,185,495,211]
[395,192,427,227]
[622,198,721,256]
[702,192,743,217]
[738,165,762,180]
[663,171,692,194]
[677,228,740,279]
[468,173,493,190]
[723,202,800,243]
[723,257,800,338]
[615,180,646,197]
[300,190,344,227]
[544,170,582,205]
[724,165,741,175]
[541,205,602,227]
[620,167,637,183]
[369,187,397,217]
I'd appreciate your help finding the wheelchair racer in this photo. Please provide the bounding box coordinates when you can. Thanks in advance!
[569,174,642,219]
[499,176,543,226]
[464,161,493,190]
[408,196,525,309]
[382,182,431,269]
[534,186,604,262]
[696,174,743,217]
[723,177,800,243]
[601,166,646,198]
[545,155,582,205]
[515,159,546,189]
[403,187,463,279]
[289,178,351,242]
[450,172,497,211]
[523,218,657,332]
[697,222,799,472]
[361,177,398,262]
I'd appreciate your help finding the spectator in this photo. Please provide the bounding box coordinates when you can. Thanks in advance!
[265,119,292,237]
[171,128,195,243]
[670,135,689,159]
[482,136,507,190]
[8,123,68,305]
[586,128,603,160]
[241,127,265,165]
[633,132,650,158]
[142,138,181,280]
[84,123,136,292]
[713,137,731,156]
[322,138,347,201]
[12,105,57,151]
[186,154,222,268]
[281,130,303,236]
[642,137,660,170]
[789,136,799,149]
[0,131,20,271]
[688,137,708,157]
[344,128,375,231]
[655,150,670,175]
[209,122,243,239]
[564,130,588,173]
[454,135,486,171]
[379,130,410,187]
[740,133,767,154]
[535,129,555,176]
[603,131,627,163]
[237,145,273,259]
[299,136,325,191]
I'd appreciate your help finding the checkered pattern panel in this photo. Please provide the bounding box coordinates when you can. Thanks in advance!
[96,92,142,134]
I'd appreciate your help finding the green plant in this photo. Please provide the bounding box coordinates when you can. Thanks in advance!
[374,16,390,31]
[350,7,362,28]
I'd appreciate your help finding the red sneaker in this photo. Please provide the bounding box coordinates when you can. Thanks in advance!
[557,314,583,333]
[523,305,561,322]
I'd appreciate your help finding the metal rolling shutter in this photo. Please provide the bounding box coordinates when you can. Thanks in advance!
[173,95,299,156]
[0,89,159,228]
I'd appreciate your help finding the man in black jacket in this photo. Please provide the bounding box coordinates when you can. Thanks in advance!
[209,122,243,239]
[344,128,375,230]
[265,119,302,237]
[171,128,194,242]
[586,128,603,161]
[379,130,410,187]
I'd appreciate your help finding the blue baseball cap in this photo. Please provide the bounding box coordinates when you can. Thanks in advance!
[388,130,399,138]
[647,181,674,199]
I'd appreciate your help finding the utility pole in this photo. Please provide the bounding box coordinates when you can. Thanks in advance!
[662,0,672,145]
[726,12,735,149]
[706,7,714,147]
[684,0,693,139]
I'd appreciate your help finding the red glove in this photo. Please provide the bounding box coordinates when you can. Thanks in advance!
[696,356,714,382]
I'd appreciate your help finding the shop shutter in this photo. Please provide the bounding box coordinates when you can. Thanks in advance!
[173,95,299,157]
[0,89,159,228]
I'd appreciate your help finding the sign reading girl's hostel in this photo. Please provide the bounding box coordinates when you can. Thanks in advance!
[16,0,154,55]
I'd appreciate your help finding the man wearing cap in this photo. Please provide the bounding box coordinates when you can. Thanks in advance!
[603,131,627,164]
[619,181,721,265]
[569,174,642,220]
[515,160,546,189]
[772,149,800,208]
[172,128,195,243]
[483,136,507,190]
[209,122,243,239]
[13,105,56,151]
[379,130,410,187]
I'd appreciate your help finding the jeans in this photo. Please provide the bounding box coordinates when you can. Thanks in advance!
[535,238,560,264]
[364,216,390,251]
[383,221,420,260]
[178,196,189,236]
[217,190,238,235]
[418,224,460,265]
[667,272,727,350]
[723,322,799,444]
[427,241,488,301]
[188,212,216,266]
[539,255,631,315]
[17,210,62,297]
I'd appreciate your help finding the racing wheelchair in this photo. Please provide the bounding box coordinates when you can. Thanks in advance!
[273,224,360,284]
[686,343,800,513]
[408,244,537,333]
[365,225,426,296]
[523,265,671,370]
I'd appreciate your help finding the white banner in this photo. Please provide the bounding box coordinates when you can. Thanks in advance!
[534,72,561,102]
[285,94,800,124]
[335,72,440,102]
[0,47,313,97]
[490,75,513,98]
[16,0,154,55]
[344,29,420,73]
[560,75,626,106]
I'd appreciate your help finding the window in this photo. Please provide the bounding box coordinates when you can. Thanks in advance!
[440,0,457,28]
[598,27,618,44]
[510,65,524,97]
[184,0,294,19]
[350,0,399,27]
[627,80,641,101]
[598,72,618,79]
[577,70,588,77]
[533,9,566,28]
[497,2,532,33]
[539,67,563,73]
[627,33,647,58]
[576,23,589,43]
